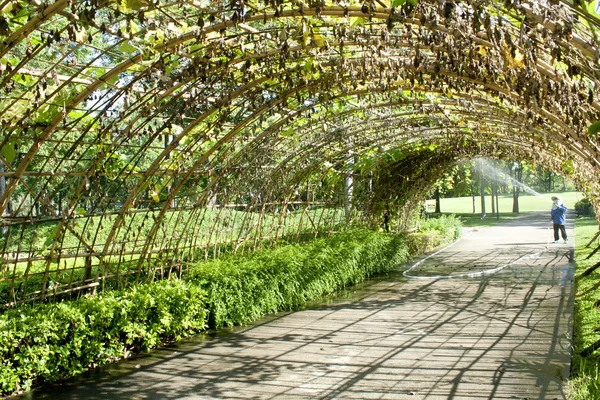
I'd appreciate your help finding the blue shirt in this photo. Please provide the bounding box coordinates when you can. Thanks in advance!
[551,204,567,225]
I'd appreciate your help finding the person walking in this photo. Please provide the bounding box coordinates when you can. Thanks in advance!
[550,196,568,244]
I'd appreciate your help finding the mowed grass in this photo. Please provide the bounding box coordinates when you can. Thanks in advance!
[570,216,600,399]
[426,191,583,227]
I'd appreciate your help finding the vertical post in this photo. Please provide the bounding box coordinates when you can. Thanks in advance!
[344,136,353,220]
[164,133,176,208]
[0,162,6,235]
[434,187,441,213]
[344,171,353,219]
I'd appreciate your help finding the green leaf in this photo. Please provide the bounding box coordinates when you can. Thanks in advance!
[43,227,58,248]
[586,0,600,17]
[129,20,141,35]
[127,0,147,10]
[280,128,294,137]
[1,142,16,164]
[391,0,406,7]
[561,159,574,176]
[119,42,138,55]
[588,120,600,135]
[303,57,314,73]
[0,2,13,14]
[350,17,365,26]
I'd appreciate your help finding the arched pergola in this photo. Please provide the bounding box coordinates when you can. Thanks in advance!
[0,0,599,305]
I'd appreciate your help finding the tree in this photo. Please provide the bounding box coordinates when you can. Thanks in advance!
[511,162,523,213]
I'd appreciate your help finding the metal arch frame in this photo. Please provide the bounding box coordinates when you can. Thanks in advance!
[1,0,600,304]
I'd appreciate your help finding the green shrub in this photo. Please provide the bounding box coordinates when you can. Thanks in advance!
[575,198,596,217]
[406,215,461,253]
[0,280,208,395]
[186,229,411,328]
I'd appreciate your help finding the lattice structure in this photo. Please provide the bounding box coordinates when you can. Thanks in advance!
[0,0,599,306]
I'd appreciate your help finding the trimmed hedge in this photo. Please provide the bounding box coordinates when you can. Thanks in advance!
[0,281,208,395]
[0,219,461,397]
[188,229,411,328]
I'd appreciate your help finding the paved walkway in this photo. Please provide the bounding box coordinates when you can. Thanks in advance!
[23,211,574,400]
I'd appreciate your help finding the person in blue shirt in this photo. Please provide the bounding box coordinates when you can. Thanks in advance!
[550,196,568,244]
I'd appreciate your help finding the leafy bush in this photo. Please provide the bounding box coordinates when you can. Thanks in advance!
[575,198,597,217]
[405,215,461,253]
[0,280,208,395]
[0,220,461,396]
[187,229,411,328]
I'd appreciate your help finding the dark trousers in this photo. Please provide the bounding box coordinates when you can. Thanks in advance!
[553,224,567,241]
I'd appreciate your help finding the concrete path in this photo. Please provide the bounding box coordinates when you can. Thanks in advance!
[23,211,575,400]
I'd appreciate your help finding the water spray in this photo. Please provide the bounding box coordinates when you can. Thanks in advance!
[477,158,552,203]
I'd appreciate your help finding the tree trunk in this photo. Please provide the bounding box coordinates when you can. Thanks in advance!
[495,183,500,220]
[480,162,486,218]
[512,162,521,213]
[434,187,441,213]
[512,187,520,213]
[471,183,476,213]
[491,182,496,215]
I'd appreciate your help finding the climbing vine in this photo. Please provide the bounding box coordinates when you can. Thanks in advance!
[0,0,599,305]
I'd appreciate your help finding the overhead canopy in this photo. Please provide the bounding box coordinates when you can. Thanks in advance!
[0,0,599,304]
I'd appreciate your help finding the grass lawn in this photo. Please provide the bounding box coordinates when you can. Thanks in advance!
[570,216,600,399]
[426,191,583,227]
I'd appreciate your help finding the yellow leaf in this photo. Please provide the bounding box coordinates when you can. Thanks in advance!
[302,29,310,47]
[149,190,160,202]
[312,33,325,47]
[502,44,524,69]
[513,48,524,67]
[74,28,88,44]
[129,20,141,35]
[0,2,13,14]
